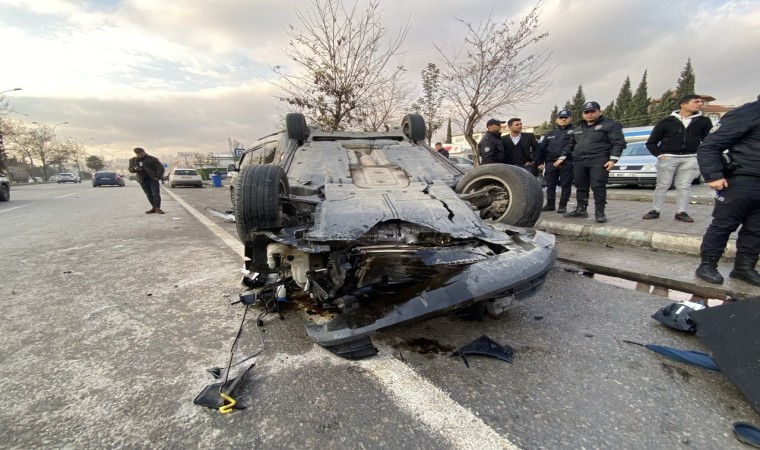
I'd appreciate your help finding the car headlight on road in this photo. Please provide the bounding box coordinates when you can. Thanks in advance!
[643,164,655,171]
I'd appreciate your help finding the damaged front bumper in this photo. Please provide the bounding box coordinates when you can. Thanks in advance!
[305,229,556,348]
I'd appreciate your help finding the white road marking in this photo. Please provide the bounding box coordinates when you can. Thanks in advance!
[55,193,78,199]
[169,187,519,450]
[362,348,520,450]
[161,186,244,255]
[0,204,31,213]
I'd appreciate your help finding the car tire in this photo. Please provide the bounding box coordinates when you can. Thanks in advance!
[402,114,426,141]
[286,113,309,140]
[234,164,289,242]
[0,184,10,202]
[456,163,543,227]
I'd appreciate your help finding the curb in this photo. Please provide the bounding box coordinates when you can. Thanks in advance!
[536,219,737,258]
[606,192,714,205]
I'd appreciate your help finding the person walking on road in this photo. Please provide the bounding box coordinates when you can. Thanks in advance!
[536,109,574,213]
[502,118,540,175]
[479,119,506,165]
[643,95,713,222]
[555,101,626,223]
[695,95,760,287]
[129,147,166,214]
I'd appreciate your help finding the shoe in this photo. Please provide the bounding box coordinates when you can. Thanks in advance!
[695,253,724,284]
[729,255,760,287]
[563,206,588,218]
[675,212,694,222]
[557,205,567,214]
[155,208,165,214]
[542,203,555,212]
[145,208,156,214]
[642,210,660,220]
[595,211,607,223]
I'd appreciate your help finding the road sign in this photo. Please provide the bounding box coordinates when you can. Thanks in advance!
[233,148,245,157]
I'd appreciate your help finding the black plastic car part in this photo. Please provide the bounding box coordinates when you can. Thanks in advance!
[451,335,514,368]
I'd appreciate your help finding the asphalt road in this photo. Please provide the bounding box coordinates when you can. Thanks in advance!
[0,181,755,449]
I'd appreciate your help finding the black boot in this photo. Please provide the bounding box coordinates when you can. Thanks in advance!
[595,209,607,223]
[729,254,760,287]
[557,203,567,214]
[542,200,555,212]
[695,253,724,284]
[564,205,588,218]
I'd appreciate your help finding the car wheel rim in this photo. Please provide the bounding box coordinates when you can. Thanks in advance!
[461,174,514,222]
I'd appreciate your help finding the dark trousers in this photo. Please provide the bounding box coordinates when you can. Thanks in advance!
[700,178,760,257]
[140,178,161,209]
[544,160,574,206]
[573,157,609,210]
[511,163,538,176]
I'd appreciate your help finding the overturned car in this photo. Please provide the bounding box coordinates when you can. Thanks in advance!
[232,113,556,358]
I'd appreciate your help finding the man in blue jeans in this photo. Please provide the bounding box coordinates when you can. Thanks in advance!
[128,147,166,214]
[643,94,712,222]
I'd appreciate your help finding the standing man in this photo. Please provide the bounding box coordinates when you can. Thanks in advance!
[434,142,450,158]
[695,95,760,286]
[643,95,713,222]
[555,101,626,223]
[479,119,506,165]
[502,118,540,175]
[129,147,166,214]
[536,109,574,213]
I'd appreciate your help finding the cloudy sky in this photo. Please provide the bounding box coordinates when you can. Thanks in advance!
[2,0,758,159]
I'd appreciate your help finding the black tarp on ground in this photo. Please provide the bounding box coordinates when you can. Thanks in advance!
[689,296,760,416]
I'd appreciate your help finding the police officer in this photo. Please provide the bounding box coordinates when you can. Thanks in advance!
[695,95,760,286]
[479,118,506,165]
[555,101,626,223]
[536,109,574,213]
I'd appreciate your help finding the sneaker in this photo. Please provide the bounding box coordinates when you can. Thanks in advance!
[642,210,660,220]
[542,204,555,212]
[556,206,567,214]
[675,212,694,222]
[563,207,588,218]
[155,208,165,215]
[145,208,156,214]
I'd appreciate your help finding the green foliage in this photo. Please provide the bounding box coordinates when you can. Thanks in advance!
[629,70,650,127]
[86,155,105,172]
[603,100,615,120]
[612,76,633,122]
[445,118,452,143]
[411,63,443,144]
[568,85,586,122]
[675,58,696,99]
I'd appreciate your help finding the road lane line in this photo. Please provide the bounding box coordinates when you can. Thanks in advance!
[0,204,31,213]
[54,193,78,199]
[161,187,244,255]
[169,188,518,450]
[362,348,520,450]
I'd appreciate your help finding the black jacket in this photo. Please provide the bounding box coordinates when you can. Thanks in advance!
[697,97,760,182]
[536,125,573,164]
[502,133,539,165]
[645,112,712,157]
[560,116,626,161]
[128,154,165,183]
[479,131,506,165]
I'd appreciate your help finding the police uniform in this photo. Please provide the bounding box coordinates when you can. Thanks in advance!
[695,95,760,286]
[558,102,626,223]
[479,130,506,165]
[536,111,574,212]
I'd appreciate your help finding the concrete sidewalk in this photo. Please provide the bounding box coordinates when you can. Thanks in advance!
[535,185,739,258]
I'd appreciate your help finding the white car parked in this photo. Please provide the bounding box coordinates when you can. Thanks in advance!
[169,168,203,188]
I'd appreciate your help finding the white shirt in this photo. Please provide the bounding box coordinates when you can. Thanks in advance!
[510,134,521,145]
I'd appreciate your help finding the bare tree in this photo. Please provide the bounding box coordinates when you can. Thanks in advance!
[357,71,414,132]
[2,119,37,178]
[272,0,409,131]
[436,3,553,163]
[27,127,58,180]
